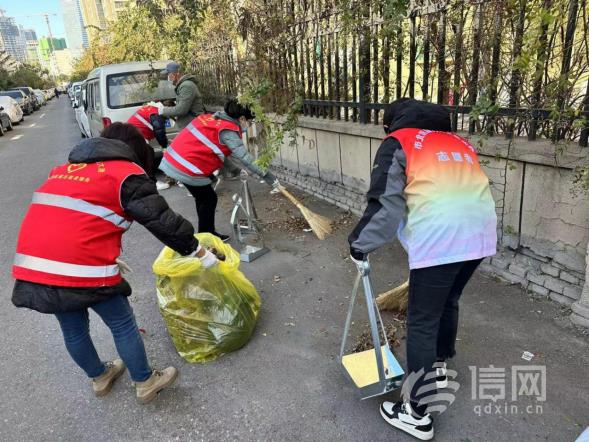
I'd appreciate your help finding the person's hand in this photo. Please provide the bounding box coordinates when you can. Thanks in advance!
[191,245,219,269]
[349,247,368,272]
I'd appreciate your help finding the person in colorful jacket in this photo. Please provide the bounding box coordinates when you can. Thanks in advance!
[159,98,280,241]
[348,98,497,440]
[12,122,219,404]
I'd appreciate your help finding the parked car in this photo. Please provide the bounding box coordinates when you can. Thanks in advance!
[0,108,13,135]
[0,90,32,115]
[70,81,83,106]
[16,87,39,111]
[33,90,46,106]
[0,96,24,124]
[83,60,176,139]
[74,83,91,138]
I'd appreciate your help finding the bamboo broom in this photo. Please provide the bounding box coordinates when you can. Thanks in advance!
[278,186,333,240]
[376,280,409,313]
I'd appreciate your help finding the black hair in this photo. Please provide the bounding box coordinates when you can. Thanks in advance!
[224,98,255,120]
[100,122,154,175]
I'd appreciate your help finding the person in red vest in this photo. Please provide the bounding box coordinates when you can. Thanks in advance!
[349,99,497,440]
[159,98,280,241]
[12,122,219,404]
[127,103,173,190]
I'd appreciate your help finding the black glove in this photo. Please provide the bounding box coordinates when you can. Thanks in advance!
[263,171,278,187]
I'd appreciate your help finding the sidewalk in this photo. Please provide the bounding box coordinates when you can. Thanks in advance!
[2,171,588,441]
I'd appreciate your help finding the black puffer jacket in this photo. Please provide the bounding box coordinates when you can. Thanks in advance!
[12,137,198,313]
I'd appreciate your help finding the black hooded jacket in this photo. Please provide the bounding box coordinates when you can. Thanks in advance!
[348,99,452,257]
[12,137,198,313]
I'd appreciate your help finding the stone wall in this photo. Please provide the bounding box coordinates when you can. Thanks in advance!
[259,116,589,310]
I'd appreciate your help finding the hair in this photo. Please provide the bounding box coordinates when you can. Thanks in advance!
[224,98,255,120]
[100,122,154,175]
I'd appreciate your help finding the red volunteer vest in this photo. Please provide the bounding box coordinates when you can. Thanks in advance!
[163,114,241,178]
[386,128,497,269]
[13,160,145,287]
[127,105,159,140]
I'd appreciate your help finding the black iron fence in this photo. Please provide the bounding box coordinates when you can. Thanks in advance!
[198,0,589,147]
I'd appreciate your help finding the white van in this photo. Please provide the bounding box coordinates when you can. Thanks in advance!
[84,61,177,140]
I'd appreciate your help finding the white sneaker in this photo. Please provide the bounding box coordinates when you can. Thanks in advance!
[156,181,170,191]
[380,401,434,440]
[435,361,448,389]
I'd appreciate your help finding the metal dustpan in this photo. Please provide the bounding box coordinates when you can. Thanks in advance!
[340,261,404,399]
[229,170,269,262]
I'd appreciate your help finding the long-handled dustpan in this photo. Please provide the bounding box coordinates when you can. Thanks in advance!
[340,261,404,399]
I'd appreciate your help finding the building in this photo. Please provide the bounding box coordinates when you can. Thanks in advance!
[0,10,27,62]
[79,0,133,42]
[26,41,41,65]
[54,48,74,76]
[0,48,19,72]
[22,28,37,42]
[61,0,89,58]
[38,37,67,62]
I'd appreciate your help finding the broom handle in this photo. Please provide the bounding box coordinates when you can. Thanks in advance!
[279,187,303,209]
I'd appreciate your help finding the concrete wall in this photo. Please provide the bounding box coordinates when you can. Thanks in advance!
[261,116,589,307]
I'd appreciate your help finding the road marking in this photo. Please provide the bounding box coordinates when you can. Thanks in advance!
[29,123,36,128]
[39,113,46,119]
[10,135,23,140]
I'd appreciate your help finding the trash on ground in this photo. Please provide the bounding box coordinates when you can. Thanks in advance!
[521,351,535,361]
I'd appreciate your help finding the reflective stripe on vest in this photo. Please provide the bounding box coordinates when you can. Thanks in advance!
[14,253,120,278]
[32,192,131,230]
[166,145,205,175]
[187,122,226,161]
[134,113,153,130]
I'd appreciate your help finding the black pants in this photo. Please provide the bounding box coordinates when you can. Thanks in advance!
[185,184,217,233]
[406,258,482,412]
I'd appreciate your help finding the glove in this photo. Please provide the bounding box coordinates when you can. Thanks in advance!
[263,171,278,187]
[349,247,368,271]
[190,245,219,269]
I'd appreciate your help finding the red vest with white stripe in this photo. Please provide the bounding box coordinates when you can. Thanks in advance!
[127,105,158,140]
[13,160,145,287]
[163,114,240,178]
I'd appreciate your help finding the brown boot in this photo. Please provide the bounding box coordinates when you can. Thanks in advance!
[92,359,126,397]
[135,367,178,404]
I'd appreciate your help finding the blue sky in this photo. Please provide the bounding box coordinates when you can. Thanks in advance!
[1,0,67,41]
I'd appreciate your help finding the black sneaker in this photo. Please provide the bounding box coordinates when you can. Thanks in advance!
[213,232,230,242]
[380,401,434,440]
[435,361,448,389]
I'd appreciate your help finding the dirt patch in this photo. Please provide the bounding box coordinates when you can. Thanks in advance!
[352,312,406,352]
[264,217,310,234]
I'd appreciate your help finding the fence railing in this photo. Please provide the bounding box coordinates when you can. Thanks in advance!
[197,0,589,147]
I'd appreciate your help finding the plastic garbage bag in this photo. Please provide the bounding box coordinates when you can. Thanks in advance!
[152,233,261,363]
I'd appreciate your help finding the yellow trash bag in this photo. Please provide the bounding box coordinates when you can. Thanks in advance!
[152,233,261,363]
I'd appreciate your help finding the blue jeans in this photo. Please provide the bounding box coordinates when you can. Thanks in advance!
[55,295,152,382]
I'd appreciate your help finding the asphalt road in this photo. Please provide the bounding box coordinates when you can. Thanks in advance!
[0,98,588,441]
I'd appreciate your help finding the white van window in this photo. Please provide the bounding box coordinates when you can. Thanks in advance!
[106,70,175,109]
[92,82,101,111]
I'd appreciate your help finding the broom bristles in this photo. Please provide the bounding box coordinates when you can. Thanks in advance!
[376,280,409,313]
[280,187,333,240]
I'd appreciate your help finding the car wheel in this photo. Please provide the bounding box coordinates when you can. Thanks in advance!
[81,131,86,138]
[6,120,13,131]
[0,124,4,136]
[19,115,24,123]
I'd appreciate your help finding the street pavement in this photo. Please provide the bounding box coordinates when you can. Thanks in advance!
[0,98,588,441]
